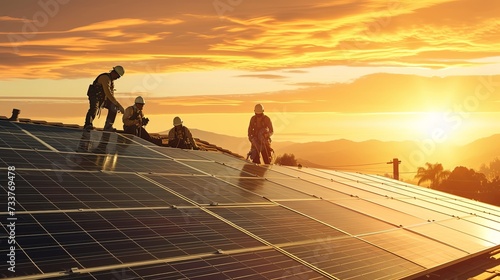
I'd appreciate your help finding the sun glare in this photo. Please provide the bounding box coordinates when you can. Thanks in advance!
[414,112,459,143]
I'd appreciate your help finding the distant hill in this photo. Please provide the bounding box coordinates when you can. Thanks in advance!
[454,134,500,169]
[181,128,500,179]
[160,129,295,158]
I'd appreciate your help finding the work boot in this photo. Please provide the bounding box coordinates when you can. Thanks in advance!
[84,124,94,131]
[102,124,116,132]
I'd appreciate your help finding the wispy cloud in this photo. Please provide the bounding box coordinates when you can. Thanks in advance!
[235,74,287,79]
[0,0,499,80]
[0,16,25,22]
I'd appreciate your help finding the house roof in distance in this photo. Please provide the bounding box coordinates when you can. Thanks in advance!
[0,116,499,280]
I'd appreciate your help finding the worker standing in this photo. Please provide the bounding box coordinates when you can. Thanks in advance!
[247,104,274,164]
[84,65,125,131]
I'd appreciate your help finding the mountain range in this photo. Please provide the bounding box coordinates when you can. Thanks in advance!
[188,129,500,182]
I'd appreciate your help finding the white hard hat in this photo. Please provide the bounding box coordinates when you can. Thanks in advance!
[113,65,125,76]
[135,96,145,104]
[254,104,264,114]
[173,116,183,126]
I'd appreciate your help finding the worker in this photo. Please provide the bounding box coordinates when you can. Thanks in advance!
[122,96,162,146]
[84,65,125,131]
[167,116,200,150]
[247,104,274,164]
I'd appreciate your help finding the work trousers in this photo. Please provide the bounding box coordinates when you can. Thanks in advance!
[250,138,271,164]
[84,95,117,130]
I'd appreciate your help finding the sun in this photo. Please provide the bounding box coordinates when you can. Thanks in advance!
[414,111,459,143]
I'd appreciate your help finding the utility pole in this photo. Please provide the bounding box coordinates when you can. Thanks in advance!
[387,158,401,180]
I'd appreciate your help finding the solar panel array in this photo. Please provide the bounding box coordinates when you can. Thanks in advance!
[1,120,499,280]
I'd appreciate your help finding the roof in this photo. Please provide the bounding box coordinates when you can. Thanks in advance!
[0,115,244,159]
[0,117,499,280]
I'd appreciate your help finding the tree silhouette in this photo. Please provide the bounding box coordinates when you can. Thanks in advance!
[414,162,450,188]
[437,166,487,200]
[275,153,298,166]
[479,157,500,181]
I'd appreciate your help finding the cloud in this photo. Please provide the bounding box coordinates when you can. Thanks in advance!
[284,70,308,74]
[288,82,328,87]
[235,74,287,79]
[0,16,25,22]
[0,0,499,80]
[156,97,244,107]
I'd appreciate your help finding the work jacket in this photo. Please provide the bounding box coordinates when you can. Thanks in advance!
[87,72,120,108]
[122,105,144,128]
[248,114,274,142]
[168,125,199,149]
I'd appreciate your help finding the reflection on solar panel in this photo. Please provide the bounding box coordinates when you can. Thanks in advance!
[0,120,499,279]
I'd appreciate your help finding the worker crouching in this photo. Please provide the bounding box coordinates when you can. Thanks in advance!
[122,96,162,146]
[167,116,200,150]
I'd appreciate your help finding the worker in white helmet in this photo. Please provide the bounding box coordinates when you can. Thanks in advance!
[248,104,274,164]
[84,65,125,131]
[122,96,162,146]
[167,116,200,150]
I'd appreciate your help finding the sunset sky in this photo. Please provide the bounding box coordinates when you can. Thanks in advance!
[1,0,500,149]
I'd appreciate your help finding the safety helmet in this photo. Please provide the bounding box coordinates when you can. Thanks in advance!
[135,96,145,104]
[254,104,264,114]
[173,116,183,126]
[113,65,125,77]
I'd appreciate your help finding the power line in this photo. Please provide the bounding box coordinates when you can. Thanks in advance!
[326,162,388,168]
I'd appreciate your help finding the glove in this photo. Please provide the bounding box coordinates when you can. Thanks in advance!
[118,105,125,114]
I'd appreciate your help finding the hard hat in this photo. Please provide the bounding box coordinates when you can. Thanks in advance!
[254,104,264,114]
[173,116,183,126]
[135,96,145,104]
[113,65,125,76]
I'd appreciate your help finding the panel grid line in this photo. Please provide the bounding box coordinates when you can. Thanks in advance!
[135,173,339,280]
[13,123,58,152]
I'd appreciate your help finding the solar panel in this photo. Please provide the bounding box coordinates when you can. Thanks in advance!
[211,205,347,244]
[148,146,211,160]
[408,223,496,252]
[218,176,317,200]
[1,208,268,276]
[1,121,500,279]
[361,229,468,268]
[222,162,296,179]
[177,160,252,177]
[0,149,76,170]
[39,132,169,159]
[333,196,444,227]
[144,174,272,205]
[0,132,50,150]
[278,200,395,235]
[0,120,20,132]
[10,170,191,211]
[48,249,328,280]
[361,173,500,216]
[267,177,357,200]
[283,238,424,280]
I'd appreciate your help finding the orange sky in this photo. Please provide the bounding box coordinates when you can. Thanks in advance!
[1,0,500,146]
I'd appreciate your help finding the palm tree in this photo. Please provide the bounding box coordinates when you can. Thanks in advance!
[414,162,450,188]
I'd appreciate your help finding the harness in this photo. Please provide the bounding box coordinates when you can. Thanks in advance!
[122,106,143,136]
[171,126,192,149]
[128,106,141,121]
[87,73,113,117]
[251,115,270,141]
